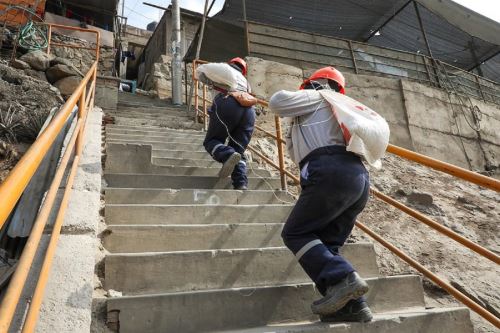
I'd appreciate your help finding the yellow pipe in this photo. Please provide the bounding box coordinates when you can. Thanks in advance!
[387,144,500,192]
[356,221,500,328]
[21,154,81,333]
[0,62,96,229]
[0,120,82,331]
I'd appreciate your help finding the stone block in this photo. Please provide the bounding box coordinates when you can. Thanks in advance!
[20,50,54,71]
[54,76,80,97]
[46,64,77,84]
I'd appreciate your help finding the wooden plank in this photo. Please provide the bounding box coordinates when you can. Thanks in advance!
[249,43,355,69]
[249,52,355,74]
[248,22,349,50]
[249,34,352,61]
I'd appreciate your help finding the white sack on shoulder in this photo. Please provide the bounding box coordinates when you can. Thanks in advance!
[195,63,238,91]
[319,90,390,168]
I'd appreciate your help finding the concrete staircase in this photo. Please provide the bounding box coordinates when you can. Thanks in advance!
[100,98,473,333]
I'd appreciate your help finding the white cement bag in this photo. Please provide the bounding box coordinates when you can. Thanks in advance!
[319,90,390,168]
[195,63,238,91]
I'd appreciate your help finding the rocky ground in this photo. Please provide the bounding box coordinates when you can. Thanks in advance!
[358,154,499,333]
[0,58,65,180]
[0,30,113,182]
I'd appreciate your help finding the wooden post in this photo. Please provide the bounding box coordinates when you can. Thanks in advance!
[348,41,358,74]
[203,84,208,131]
[475,75,486,102]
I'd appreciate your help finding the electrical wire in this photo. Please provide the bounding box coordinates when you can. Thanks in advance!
[0,5,48,50]
[211,97,296,205]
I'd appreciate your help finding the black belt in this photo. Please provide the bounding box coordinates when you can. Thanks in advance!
[299,145,352,170]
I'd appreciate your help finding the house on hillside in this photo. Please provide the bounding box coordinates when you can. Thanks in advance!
[135,6,202,98]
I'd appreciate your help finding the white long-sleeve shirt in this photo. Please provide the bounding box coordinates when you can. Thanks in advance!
[269,89,345,166]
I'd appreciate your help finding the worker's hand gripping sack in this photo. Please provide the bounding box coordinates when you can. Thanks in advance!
[319,90,390,168]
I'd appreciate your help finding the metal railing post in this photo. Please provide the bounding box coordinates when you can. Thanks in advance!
[274,115,287,191]
[203,84,208,131]
[76,88,86,156]
[194,80,200,121]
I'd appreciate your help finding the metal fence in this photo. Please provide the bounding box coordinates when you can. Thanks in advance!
[246,21,500,106]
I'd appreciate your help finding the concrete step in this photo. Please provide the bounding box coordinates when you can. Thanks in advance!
[103,223,285,252]
[106,277,426,333]
[224,308,473,333]
[108,140,205,152]
[108,112,193,122]
[104,143,270,176]
[104,174,283,190]
[152,149,215,160]
[103,223,373,254]
[112,117,203,130]
[152,156,260,168]
[107,135,204,145]
[106,127,204,136]
[114,107,192,116]
[105,246,380,294]
[105,189,294,205]
[105,204,293,225]
[106,124,205,136]
[105,125,205,136]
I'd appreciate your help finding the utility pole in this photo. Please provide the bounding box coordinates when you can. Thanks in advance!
[187,0,212,112]
[171,0,183,105]
[121,0,125,37]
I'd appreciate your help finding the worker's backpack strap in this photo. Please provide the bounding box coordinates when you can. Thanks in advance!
[228,91,258,107]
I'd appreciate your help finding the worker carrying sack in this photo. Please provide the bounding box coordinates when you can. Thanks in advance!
[319,90,390,168]
[196,63,239,91]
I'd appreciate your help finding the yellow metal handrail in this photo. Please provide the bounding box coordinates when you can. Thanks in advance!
[387,144,500,192]
[191,59,500,329]
[0,24,100,332]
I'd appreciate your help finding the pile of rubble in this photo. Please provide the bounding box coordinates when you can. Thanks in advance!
[0,58,63,141]
[10,49,83,97]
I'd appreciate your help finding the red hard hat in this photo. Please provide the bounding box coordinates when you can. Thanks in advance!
[229,57,247,76]
[300,66,346,94]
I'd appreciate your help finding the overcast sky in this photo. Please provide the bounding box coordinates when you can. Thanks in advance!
[123,0,499,30]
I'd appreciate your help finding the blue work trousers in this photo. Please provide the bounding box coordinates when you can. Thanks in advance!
[282,146,370,296]
[203,93,255,188]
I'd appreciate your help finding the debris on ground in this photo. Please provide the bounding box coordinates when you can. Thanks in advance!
[0,141,20,182]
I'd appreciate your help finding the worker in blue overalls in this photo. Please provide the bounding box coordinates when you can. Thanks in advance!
[269,67,372,322]
[203,57,255,190]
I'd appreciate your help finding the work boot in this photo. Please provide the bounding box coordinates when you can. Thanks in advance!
[234,184,248,190]
[219,152,241,178]
[320,299,373,323]
[311,272,369,316]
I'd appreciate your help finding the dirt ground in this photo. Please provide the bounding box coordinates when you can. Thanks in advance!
[357,154,499,333]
